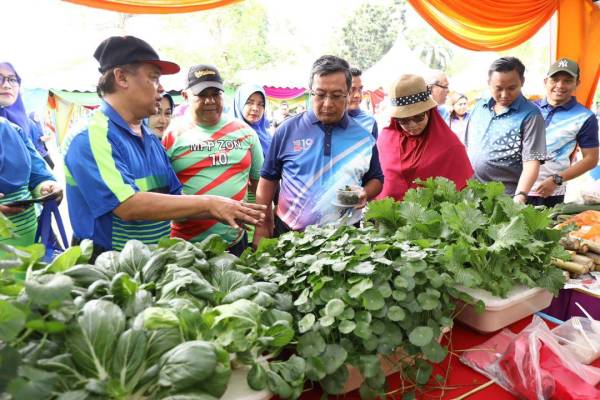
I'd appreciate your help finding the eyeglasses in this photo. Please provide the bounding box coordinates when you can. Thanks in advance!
[396,112,427,125]
[310,91,348,103]
[0,75,19,86]
[430,83,449,90]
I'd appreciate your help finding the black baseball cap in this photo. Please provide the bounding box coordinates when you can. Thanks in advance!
[186,64,224,95]
[93,35,180,75]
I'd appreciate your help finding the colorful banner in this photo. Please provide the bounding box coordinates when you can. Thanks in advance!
[63,0,242,14]
[263,86,306,100]
[46,92,96,148]
[407,0,600,107]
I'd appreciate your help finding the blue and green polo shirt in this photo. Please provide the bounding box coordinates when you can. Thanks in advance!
[0,117,55,248]
[64,102,182,251]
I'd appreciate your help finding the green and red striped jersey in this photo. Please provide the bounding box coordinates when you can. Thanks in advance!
[162,114,263,245]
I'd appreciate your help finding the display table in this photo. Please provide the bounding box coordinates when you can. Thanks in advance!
[544,288,600,321]
[290,315,600,400]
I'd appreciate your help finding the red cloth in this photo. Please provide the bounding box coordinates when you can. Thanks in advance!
[376,109,473,200]
[293,317,600,400]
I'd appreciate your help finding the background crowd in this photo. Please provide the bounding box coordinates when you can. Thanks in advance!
[1,34,599,260]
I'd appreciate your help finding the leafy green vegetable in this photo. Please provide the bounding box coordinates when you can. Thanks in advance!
[158,341,218,391]
[25,274,73,305]
[67,300,125,380]
[0,301,26,341]
[365,178,566,297]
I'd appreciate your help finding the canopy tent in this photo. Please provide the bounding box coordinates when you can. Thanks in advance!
[38,89,187,146]
[234,66,309,118]
[407,0,600,107]
[64,0,598,107]
[361,34,427,91]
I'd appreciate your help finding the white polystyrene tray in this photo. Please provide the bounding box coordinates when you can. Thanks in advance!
[221,367,271,400]
[456,285,550,311]
[455,285,553,333]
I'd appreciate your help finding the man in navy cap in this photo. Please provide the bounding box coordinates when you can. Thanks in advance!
[64,36,265,258]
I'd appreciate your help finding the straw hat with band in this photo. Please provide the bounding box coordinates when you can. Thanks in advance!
[389,74,438,118]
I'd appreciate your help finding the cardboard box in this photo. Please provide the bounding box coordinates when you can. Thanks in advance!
[455,285,553,333]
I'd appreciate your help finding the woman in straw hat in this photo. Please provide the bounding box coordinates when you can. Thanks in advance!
[377,74,473,200]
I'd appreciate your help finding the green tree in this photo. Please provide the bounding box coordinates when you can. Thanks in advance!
[404,26,454,71]
[160,0,275,85]
[334,0,406,71]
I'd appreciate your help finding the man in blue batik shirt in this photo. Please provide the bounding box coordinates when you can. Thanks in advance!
[465,57,547,204]
[253,55,384,245]
[528,58,599,207]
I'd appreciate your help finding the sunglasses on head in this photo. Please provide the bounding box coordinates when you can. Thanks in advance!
[396,112,427,125]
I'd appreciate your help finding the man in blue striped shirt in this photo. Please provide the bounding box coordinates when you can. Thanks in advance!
[528,58,599,206]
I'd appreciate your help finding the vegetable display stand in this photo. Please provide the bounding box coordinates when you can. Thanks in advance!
[455,286,553,333]
[222,367,271,400]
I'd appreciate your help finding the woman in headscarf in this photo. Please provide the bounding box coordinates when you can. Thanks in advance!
[377,74,473,200]
[148,93,174,139]
[233,83,271,158]
[0,62,59,248]
[445,92,470,144]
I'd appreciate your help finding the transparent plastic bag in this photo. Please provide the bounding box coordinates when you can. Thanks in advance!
[552,317,600,364]
[582,189,600,205]
[460,315,600,400]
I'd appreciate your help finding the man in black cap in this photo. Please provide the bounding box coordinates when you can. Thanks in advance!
[529,57,599,206]
[161,64,264,256]
[64,36,265,258]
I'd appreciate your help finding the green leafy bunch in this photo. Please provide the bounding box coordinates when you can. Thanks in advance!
[1,236,300,399]
[365,178,567,297]
[244,224,459,399]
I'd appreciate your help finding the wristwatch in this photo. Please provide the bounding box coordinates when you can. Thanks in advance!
[513,191,528,200]
[551,174,564,186]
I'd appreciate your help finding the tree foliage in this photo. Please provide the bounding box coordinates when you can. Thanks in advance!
[334,0,406,71]
[404,26,454,71]
[160,0,275,84]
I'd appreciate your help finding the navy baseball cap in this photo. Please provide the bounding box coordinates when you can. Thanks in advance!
[94,35,180,75]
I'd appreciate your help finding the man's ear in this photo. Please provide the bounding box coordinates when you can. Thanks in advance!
[113,67,129,89]
[181,89,190,102]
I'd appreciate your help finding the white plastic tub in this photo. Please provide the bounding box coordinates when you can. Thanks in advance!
[454,285,553,333]
[221,366,271,400]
